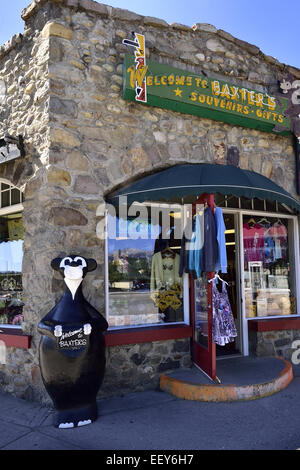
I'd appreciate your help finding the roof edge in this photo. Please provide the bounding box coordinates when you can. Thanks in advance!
[20,0,300,76]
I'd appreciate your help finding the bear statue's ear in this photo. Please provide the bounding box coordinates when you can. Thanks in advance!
[51,257,62,271]
[86,258,97,272]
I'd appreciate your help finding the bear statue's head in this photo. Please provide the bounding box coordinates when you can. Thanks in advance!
[51,255,97,299]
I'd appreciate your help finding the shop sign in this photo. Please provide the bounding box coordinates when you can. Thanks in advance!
[123,54,291,136]
[57,327,88,350]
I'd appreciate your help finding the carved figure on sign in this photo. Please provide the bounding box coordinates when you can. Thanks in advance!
[123,32,148,103]
[274,74,300,142]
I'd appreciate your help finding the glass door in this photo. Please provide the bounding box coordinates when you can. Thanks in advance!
[215,211,242,357]
[190,194,216,381]
[191,272,216,380]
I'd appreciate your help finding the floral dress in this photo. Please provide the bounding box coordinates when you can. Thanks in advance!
[212,279,237,346]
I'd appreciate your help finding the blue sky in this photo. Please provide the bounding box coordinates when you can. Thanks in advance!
[1,0,300,69]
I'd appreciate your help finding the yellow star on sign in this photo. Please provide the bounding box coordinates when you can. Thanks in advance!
[173,87,183,97]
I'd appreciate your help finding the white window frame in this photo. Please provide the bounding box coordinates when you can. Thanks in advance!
[223,207,300,356]
[104,204,190,331]
[0,180,24,329]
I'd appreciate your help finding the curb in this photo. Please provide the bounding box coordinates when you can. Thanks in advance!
[159,357,293,402]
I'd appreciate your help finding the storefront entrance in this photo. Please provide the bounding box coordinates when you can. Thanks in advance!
[106,164,300,385]
[191,202,299,382]
[216,212,241,358]
[190,201,242,382]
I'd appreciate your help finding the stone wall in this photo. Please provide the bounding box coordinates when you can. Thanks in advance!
[0,0,299,402]
[249,329,300,361]
[0,5,52,400]
[101,338,191,397]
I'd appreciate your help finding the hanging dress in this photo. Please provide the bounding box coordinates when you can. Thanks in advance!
[212,279,237,346]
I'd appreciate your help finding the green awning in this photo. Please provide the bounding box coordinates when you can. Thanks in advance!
[106,163,300,212]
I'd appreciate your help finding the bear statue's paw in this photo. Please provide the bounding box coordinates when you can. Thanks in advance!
[58,422,74,429]
[78,419,92,427]
[54,325,63,337]
[57,419,92,428]
[54,402,97,428]
[83,323,92,335]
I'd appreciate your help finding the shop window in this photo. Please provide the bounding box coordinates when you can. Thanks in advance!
[242,215,297,318]
[0,182,23,208]
[106,203,186,329]
[0,182,24,328]
[0,211,24,326]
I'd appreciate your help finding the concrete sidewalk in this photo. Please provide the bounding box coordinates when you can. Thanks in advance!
[1,363,300,450]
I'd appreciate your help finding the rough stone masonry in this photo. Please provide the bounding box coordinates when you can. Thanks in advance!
[0,0,299,403]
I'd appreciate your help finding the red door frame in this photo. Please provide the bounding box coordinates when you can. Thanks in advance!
[189,193,216,381]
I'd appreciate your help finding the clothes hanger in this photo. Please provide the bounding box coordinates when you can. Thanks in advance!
[208,273,228,285]
[257,216,270,225]
[247,217,256,226]
[161,244,175,256]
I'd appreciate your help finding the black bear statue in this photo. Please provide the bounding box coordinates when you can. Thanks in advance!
[38,255,108,428]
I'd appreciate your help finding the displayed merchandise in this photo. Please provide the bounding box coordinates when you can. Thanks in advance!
[243,220,265,267]
[179,213,200,278]
[243,218,288,269]
[214,207,228,274]
[150,248,181,292]
[8,218,24,241]
[265,220,287,262]
[179,231,191,277]
[150,247,183,321]
[188,212,204,279]
[211,278,237,346]
[201,206,218,273]
[179,204,224,279]
[150,283,182,312]
[243,216,292,318]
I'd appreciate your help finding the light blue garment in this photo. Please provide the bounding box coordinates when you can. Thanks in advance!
[214,207,227,274]
[188,213,204,279]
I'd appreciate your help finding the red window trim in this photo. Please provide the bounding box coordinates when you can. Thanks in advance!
[104,324,193,347]
[248,317,300,332]
[0,327,32,349]
[0,324,192,349]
